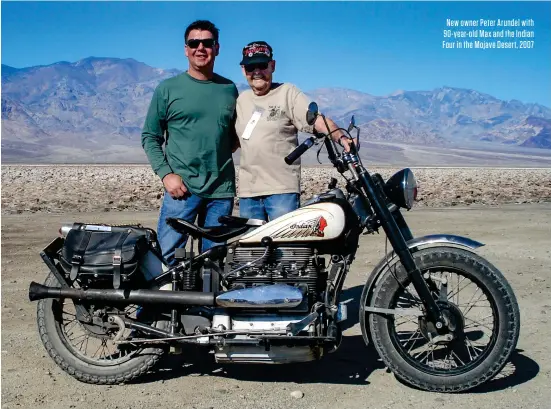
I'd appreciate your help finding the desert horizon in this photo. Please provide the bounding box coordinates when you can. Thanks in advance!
[2,164,550,215]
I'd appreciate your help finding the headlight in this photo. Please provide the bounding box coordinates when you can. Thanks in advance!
[383,168,418,210]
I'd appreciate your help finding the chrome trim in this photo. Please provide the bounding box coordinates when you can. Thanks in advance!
[216,284,303,309]
[406,234,484,249]
[214,344,317,364]
[246,218,266,226]
[347,162,360,181]
[60,223,74,238]
[231,315,309,331]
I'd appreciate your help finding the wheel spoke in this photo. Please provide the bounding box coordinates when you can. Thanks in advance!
[394,315,418,327]
[91,342,103,359]
[75,335,89,352]
[464,316,494,332]
[447,277,472,302]
[68,332,87,343]
[450,350,466,366]
[465,339,482,359]
[461,287,486,316]
[397,329,426,353]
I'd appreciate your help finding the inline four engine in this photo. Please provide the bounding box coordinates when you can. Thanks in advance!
[208,202,347,364]
[224,246,327,312]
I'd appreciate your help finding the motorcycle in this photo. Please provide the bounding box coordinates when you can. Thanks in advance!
[29,101,520,392]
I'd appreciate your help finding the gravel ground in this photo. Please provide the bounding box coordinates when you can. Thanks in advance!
[1,204,550,409]
[1,165,550,214]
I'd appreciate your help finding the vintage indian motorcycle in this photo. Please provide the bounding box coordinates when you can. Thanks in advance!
[29,102,520,392]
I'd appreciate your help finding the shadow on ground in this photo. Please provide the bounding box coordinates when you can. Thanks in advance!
[132,285,539,392]
[136,335,384,386]
[468,349,540,393]
[132,285,380,386]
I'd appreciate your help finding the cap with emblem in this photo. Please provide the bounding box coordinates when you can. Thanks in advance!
[240,41,273,65]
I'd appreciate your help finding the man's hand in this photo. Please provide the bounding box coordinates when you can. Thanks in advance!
[162,173,189,199]
[339,135,355,153]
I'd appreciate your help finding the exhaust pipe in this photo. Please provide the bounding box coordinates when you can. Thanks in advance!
[29,282,304,309]
[28,281,215,306]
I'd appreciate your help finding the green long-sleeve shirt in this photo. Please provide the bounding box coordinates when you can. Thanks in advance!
[141,72,238,198]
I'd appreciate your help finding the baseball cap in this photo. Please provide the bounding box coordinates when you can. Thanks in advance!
[240,41,273,65]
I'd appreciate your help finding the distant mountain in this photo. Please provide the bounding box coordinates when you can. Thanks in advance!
[308,87,551,146]
[519,117,551,149]
[2,57,551,163]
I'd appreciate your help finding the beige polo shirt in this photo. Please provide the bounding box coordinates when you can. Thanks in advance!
[235,83,314,198]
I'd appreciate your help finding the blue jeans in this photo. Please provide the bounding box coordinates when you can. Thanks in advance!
[157,191,234,268]
[239,193,300,222]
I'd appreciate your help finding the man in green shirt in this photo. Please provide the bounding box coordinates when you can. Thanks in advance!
[141,20,238,267]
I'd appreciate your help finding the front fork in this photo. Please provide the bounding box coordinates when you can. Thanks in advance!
[347,160,444,325]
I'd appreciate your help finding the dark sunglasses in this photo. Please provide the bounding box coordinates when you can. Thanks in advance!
[244,62,269,73]
[186,38,216,49]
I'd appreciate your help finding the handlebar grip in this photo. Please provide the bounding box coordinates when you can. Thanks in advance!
[284,137,315,165]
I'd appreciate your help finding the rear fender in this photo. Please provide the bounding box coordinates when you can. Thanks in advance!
[358,234,484,346]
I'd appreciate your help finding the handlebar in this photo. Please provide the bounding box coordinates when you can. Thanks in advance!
[284,136,316,165]
[283,114,361,172]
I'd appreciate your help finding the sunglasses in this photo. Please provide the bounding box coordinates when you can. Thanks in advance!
[244,62,269,73]
[186,38,216,49]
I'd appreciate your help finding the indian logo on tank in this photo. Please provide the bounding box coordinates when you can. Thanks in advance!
[272,216,328,239]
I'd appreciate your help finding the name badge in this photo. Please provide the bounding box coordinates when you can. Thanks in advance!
[241,110,262,140]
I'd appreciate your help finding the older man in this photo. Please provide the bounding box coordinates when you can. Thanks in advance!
[235,41,350,222]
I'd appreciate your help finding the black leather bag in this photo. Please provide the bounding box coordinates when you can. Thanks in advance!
[59,224,155,289]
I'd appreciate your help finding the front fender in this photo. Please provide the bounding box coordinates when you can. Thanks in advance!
[406,234,484,250]
[358,234,484,346]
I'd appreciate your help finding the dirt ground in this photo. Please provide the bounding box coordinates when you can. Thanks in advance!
[1,203,550,409]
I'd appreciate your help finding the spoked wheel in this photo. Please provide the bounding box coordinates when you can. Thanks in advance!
[56,298,141,365]
[37,273,168,384]
[368,247,520,392]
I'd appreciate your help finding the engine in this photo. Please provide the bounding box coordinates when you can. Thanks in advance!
[198,246,331,364]
[224,246,327,312]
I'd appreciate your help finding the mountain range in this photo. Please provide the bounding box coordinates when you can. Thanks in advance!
[2,56,551,163]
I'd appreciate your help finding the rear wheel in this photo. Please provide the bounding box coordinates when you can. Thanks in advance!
[37,273,168,384]
[368,247,520,392]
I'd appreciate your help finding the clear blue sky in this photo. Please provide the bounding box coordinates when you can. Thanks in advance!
[2,1,550,106]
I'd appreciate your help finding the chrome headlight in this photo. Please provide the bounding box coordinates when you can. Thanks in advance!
[384,168,418,210]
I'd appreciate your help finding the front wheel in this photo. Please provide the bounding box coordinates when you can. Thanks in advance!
[368,246,520,392]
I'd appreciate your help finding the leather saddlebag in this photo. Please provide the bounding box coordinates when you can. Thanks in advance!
[59,223,155,289]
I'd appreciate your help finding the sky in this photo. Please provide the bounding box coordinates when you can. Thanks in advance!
[2,1,550,106]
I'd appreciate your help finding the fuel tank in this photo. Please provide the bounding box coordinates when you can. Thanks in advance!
[238,202,346,244]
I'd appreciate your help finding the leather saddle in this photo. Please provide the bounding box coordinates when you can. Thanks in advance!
[165,215,265,243]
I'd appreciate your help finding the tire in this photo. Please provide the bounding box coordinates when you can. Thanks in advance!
[37,272,168,385]
[368,246,520,392]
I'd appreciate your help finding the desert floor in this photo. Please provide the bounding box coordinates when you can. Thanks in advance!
[2,200,550,409]
[2,165,551,214]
